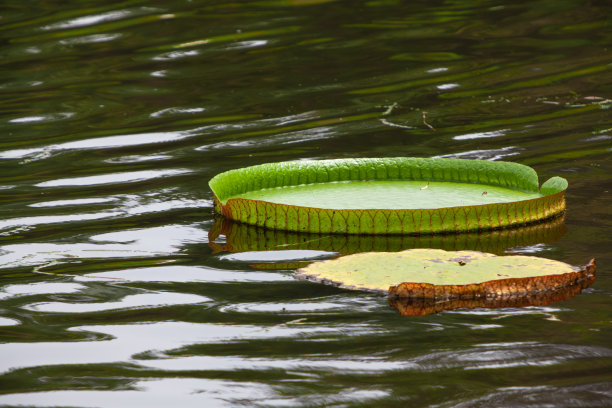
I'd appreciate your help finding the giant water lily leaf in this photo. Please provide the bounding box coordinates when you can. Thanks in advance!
[208,215,566,256]
[295,249,595,300]
[209,158,567,234]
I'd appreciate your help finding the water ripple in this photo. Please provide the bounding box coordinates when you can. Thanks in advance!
[77,265,292,284]
[142,354,407,374]
[0,130,197,160]
[219,250,336,263]
[413,342,612,371]
[41,10,136,31]
[448,383,612,408]
[0,321,375,373]
[0,282,85,300]
[35,169,191,187]
[434,146,522,161]
[0,224,207,268]
[26,292,210,313]
[0,378,274,408]
[0,211,122,232]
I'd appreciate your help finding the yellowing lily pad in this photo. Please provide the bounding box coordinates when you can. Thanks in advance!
[295,249,595,300]
[209,158,567,234]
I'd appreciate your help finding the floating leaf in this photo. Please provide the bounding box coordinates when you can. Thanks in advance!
[295,249,595,300]
[209,158,567,234]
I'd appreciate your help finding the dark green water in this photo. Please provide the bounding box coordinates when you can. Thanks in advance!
[1,0,611,406]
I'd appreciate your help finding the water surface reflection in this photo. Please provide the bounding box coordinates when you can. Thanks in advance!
[0,0,610,406]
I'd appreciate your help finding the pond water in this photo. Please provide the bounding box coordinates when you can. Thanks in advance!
[0,0,611,407]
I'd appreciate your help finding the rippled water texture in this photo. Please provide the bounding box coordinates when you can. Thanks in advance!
[1,0,611,407]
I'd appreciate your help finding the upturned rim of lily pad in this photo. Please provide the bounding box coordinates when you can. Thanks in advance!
[209,157,567,235]
[388,274,595,316]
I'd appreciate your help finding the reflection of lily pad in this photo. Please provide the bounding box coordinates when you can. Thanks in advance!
[208,215,566,256]
[209,158,567,234]
[295,249,595,300]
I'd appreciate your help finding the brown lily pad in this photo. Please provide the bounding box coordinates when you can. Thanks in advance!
[295,249,596,312]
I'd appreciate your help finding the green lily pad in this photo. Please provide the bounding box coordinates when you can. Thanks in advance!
[231,180,542,209]
[209,158,567,234]
[295,249,595,299]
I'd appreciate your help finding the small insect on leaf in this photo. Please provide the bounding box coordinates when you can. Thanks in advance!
[482,191,488,196]
[458,260,466,266]
[421,182,429,190]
